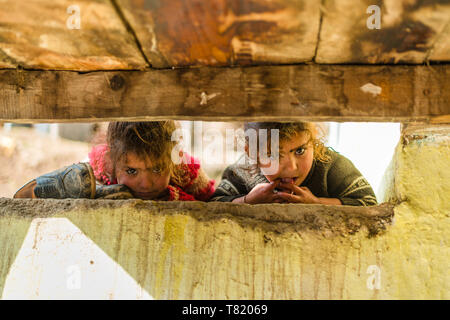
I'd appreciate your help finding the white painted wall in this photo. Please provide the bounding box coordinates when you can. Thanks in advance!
[326,122,401,201]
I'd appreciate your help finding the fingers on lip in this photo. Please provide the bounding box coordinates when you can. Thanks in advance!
[278,177,298,183]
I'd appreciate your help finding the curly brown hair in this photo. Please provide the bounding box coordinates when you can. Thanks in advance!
[107,121,178,180]
[243,122,331,163]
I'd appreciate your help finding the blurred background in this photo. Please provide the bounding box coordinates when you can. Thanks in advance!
[0,121,400,200]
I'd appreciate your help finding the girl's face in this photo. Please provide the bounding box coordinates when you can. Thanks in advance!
[115,152,171,200]
[260,132,314,187]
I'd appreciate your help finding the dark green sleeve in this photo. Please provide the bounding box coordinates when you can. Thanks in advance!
[209,166,247,202]
[326,154,378,206]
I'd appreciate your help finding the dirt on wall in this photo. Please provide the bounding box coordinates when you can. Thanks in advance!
[0,197,394,239]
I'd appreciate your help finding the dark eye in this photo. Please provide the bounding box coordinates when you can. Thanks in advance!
[295,147,305,156]
[126,168,137,175]
[152,166,162,174]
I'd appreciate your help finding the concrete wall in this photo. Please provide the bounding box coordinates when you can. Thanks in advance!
[0,125,448,299]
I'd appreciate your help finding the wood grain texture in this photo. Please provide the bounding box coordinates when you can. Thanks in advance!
[116,0,321,67]
[0,0,449,70]
[0,65,448,123]
[316,0,450,64]
[0,0,147,70]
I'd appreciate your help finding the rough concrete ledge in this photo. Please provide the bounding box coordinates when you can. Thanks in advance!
[0,198,394,238]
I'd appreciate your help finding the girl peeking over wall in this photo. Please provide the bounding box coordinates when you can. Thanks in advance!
[211,122,377,206]
[14,121,215,201]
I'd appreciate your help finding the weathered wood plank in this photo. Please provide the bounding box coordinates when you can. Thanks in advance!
[0,65,448,123]
[0,0,147,70]
[427,13,450,61]
[116,0,321,68]
[0,0,448,70]
[316,0,450,64]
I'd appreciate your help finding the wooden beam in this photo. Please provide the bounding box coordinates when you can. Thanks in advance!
[1,0,449,70]
[316,0,450,64]
[0,0,147,70]
[0,64,448,123]
[116,0,321,68]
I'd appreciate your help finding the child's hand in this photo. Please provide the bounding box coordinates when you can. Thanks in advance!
[276,183,320,204]
[245,181,284,204]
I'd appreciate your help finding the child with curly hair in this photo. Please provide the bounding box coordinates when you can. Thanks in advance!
[14,121,215,201]
[210,122,377,206]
